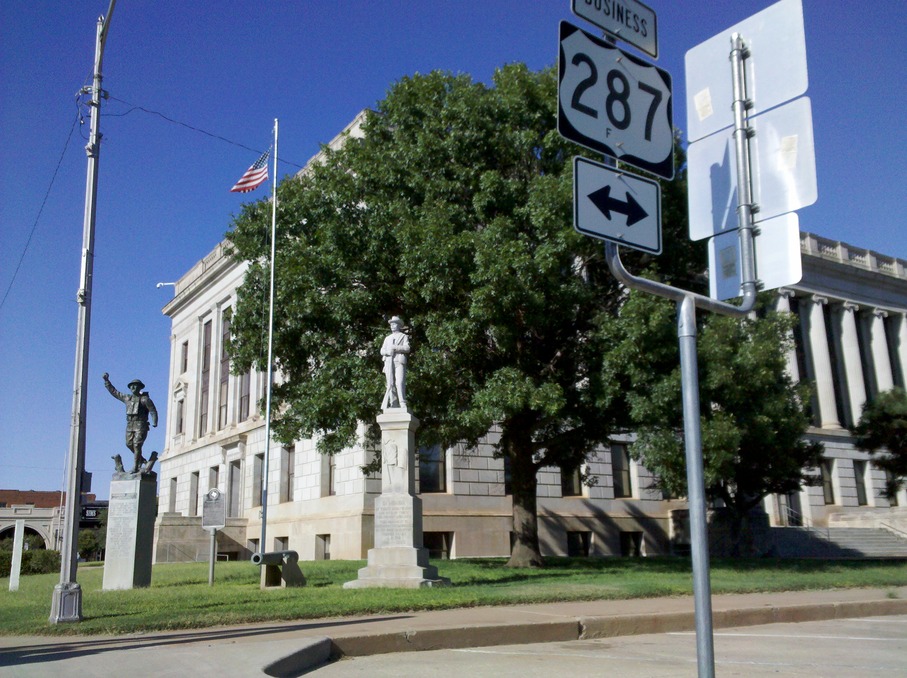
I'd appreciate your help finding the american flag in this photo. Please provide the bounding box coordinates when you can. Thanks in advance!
[230,150,269,193]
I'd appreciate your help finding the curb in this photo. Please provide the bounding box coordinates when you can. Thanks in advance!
[267,597,907,676]
[333,619,581,656]
[263,637,332,677]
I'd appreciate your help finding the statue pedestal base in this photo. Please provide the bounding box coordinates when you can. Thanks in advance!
[103,472,157,590]
[344,409,449,589]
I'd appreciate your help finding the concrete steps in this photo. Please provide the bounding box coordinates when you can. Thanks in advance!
[771,526,907,558]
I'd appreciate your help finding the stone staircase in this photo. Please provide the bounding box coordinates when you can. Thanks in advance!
[771,526,907,559]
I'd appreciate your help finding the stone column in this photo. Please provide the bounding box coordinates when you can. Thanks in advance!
[869,308,895,393]
[805,295,841,428]
[8,520,25,592]
[344,409,449,589]
[837,302,867,427]
[775,289,800,383]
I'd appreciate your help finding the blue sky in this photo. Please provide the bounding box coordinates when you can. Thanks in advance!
[2,0,905,500]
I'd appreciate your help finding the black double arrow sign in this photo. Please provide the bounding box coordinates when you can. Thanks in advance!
[587,185,648,227]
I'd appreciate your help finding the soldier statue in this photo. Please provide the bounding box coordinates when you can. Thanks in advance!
[103,373,158,474]
[380,316,410,410]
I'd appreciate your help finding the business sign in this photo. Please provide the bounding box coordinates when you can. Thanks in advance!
[559,21,674,179]
[574,156,661,254]
[572,0,658,58]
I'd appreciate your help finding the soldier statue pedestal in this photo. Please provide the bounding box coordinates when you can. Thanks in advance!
[102,471,157,590]
[344,409,449,589]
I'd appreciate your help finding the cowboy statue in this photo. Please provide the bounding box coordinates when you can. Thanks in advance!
[103,373,158,474]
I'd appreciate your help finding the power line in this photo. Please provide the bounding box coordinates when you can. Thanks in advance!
[2,94,304,317]
[105,96,305,169]
[0,110,81,315]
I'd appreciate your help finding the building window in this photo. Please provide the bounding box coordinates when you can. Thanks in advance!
[561,464,583,497]
[566,531,591,557]
[199,320,212,437]
[275,536,289,552]
[218,311,232,430]
[280,445,295,503]
[620,531,644,557]
[175,399,185,435]
[209,465,220,493]
[180,340,189,374]
[168,477,177,513]
[424,532,452,559]
[820,460,835,504]
[418,445,446,493]
[228,459,241,517]
[189,471,199,516]
[239,371,251,421]
[328,455,336,496]
[316,534,331,561]
[886,472,900,506]
[252,454,264,507]
[611,443,633,498]
[503,456,512,495]
[854,460,868,506]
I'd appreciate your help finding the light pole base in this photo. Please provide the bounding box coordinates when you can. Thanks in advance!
[49,582,83,623]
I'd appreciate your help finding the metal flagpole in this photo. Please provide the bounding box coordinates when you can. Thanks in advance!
[51,0,116,624]
[259,119,278,556]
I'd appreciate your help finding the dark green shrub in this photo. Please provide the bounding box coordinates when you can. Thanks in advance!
[23,549,61,574]
[1,549,61,576]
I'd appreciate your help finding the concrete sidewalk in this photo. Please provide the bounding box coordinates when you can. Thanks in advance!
[1,586,906,677]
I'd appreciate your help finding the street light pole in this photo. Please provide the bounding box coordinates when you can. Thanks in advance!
[50,0,116,624]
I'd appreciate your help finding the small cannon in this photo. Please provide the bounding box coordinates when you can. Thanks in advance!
[251,550,306,588]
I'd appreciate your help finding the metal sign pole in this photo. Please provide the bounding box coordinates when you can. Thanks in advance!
[208,528,217,586]
[601,29,761,678]
[678,295,715,678]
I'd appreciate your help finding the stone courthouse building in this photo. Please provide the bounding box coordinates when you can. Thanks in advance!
[152,115,907,563]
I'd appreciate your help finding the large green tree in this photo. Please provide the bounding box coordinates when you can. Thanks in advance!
[227,65,695,567]
[603,291,824,554]
[853,387,907,498]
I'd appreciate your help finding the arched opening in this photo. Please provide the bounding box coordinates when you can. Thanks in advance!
[0,525,50,550]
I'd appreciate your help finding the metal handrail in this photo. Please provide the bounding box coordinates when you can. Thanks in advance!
[784,505,829,539]
[880,521,907,541]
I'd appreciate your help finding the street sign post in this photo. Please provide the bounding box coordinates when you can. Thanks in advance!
[571,0,658,58]
[558,21,674,179]
[202,488,226,585]
[574,156,661,254]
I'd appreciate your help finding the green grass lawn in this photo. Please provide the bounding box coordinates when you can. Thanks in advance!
[1,557,905,636]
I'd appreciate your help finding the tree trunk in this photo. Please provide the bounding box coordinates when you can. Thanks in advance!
[505,431,544,568]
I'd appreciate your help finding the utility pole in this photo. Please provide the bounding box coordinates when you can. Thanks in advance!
[50,0,116,624]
